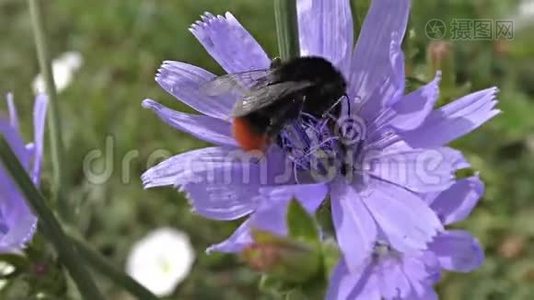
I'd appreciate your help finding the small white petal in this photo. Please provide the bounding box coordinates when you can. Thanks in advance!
[0,262,15,291]
[32,51,84,94]
[126,227,195,297]
[519,0,534,17]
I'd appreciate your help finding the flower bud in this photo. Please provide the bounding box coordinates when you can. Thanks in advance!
[242,230,321,283]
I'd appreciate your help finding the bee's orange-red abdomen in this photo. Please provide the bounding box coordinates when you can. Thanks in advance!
[232,117,268,152]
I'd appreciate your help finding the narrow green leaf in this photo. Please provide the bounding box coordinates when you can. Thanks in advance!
[274,0,300,61]
[351,0,371,41]
[287,199,320,243]
[71,238,159,300]
[0,135,104,300]
[28,0,70,221]
[320,240,341,279]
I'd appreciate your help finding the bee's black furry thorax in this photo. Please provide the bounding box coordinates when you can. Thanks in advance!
[272,56,347,118]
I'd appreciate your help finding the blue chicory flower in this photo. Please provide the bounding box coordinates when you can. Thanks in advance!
[327,176,485,299]
[141,0,498,293]
[0,93,47,253]
[142,0,496,254]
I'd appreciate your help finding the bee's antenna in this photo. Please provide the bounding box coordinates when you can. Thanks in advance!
[321,95,345,118]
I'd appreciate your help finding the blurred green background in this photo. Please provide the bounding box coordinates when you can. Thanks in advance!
[1,0,533,299]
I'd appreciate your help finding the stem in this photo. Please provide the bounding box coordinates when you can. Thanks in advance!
[274,0,300,61]
[28,0,70,220]
[71,238,159,300]
[0,136,104,300]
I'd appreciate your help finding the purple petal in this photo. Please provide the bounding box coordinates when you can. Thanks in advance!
[207,183,328,254]
[349,0,410,115]
[390,72,441,131]
[361,179,443,253]
[418,251,441,285]
[418,289,439,300]
[249,197,289,236]
[31,94,47,185]
[259,182,328,213]
[366,147,469,193]
[142,147,269,220]
[142,99,237,147]
[326,261,381,300]
[6,93,19,131]
[190,12,270,74]
[182,183,260,221]
[327,262,359,300]
[250,183,329,235]
[0,96,38,253]
[401,253,440,296]
[0,196,37,253]
[429,230,484,273]
[387,36,406,107]
[330,181,377,272]
[404,287,439,300]
[297,0,353,78]
[143,146,292,220]
[0,119,30,169]
[364,132,408,157]
[402,87,500,148]
[207,220,252,254]
[155,61,235,119]
[430,176,484,225]
[142,147,230,188]
[357,39,405,121]
[378,257,411,299]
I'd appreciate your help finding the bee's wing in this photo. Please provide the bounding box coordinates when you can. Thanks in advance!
[232,81,314,117]
[201,69,274,96]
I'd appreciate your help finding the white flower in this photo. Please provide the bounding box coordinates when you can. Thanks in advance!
[511,0,534,30]
[126,227,195,297]
[519,0,534,17]
[0,262,15,291]
[32,51,83,94]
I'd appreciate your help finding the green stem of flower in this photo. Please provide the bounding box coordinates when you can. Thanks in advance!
[28,0,70,221]
[274,0,300,61]
[0,135,103,300]
[71,238,160,300]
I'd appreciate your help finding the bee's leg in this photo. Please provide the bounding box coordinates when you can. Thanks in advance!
[344,93,351,116]
[270,57,282,69]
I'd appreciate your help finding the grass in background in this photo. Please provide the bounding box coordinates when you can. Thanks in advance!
[1,0,534,299]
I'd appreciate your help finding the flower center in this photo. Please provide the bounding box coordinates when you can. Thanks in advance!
[372,240,401,262]
[277,114,339,173]
[277,112,367,182]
